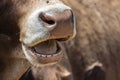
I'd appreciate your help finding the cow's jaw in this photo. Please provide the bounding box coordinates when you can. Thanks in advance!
[22,39,63,67]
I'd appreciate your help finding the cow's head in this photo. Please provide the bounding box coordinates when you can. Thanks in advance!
[0,0,76,67]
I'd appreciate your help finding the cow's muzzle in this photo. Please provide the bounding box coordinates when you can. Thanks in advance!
[20,4,76,67]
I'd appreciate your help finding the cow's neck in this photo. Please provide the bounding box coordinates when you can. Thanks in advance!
[0,58,30,80]
[0,34,30,80]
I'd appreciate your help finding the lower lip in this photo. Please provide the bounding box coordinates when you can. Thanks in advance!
[22,41,63,65]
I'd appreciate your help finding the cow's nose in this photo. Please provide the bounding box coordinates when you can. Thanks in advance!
[39,9,75,40]
[39,9,73,30]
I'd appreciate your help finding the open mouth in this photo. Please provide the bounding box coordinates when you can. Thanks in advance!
[22,39,63,66]
[29,40,62,57]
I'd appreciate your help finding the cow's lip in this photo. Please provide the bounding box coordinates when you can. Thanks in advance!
[22,40,63,65]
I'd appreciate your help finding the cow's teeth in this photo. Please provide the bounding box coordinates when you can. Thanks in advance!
[41,55,46,57]
[37,53,41,56]
[53,53,58,57]
[34,53,60,58]
[46,55,52,57]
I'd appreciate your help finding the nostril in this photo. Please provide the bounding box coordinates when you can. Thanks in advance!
[46,20,55,25]
[39,12,56,26]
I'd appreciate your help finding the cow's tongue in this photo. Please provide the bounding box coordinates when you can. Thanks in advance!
[34,40,57,55]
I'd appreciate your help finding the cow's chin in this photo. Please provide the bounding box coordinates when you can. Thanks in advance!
[22,40,63,67]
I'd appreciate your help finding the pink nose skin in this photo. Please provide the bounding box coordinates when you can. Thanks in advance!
[39,9,75,40]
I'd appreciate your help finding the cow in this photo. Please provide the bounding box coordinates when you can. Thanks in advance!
[0,0,76,80]
[25,0,120,80]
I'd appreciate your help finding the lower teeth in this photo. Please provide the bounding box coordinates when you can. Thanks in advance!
[35,53,60,58]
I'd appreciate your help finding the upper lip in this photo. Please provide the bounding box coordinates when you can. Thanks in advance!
[22,36,69,48]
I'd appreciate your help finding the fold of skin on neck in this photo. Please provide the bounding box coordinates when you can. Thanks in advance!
[0,34,30,80]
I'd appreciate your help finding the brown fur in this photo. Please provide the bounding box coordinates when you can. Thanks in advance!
[63,0,120,80]
[21,0,120,80]
[0,34,30,79]
[0,0,75,80]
